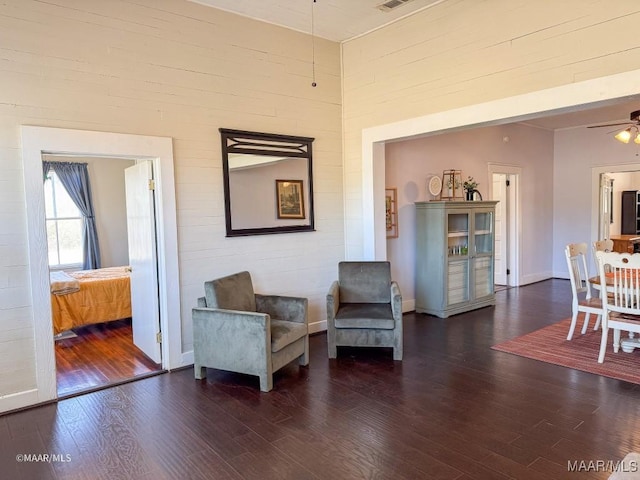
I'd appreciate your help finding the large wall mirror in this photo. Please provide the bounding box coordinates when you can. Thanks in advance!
[220,128,315,236]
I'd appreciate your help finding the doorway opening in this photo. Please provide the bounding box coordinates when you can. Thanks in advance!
[489,165,521,288]
[21,126,181,410]
[44,155,164,397]
[595,168,640,270]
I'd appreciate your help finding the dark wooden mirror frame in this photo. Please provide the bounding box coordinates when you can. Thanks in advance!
[220,128,315,237]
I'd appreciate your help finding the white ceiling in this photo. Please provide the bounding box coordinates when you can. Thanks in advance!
[189,0,444,42]
[189,0,640,132]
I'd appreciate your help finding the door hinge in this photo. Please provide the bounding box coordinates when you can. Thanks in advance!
[156,332,162,344]
[148,179,155,190]
[506,268,511,275]
[506,179,510,187]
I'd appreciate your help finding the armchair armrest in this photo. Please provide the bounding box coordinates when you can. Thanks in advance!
[192,307,270,332]
[255,294,308,324]
[326,281,340,323]
[192,307,271,372]
[390,281,402,321]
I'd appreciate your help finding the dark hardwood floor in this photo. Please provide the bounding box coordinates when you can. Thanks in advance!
[55,319,162,397]
[3,279,640,479]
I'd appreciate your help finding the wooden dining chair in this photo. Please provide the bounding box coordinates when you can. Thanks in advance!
[565,243,603,340]
[595,251,640,363]
[592,239,613,271]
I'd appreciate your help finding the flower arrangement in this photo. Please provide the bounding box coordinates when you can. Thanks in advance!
[446,177,461,189]
[463,176,478,192]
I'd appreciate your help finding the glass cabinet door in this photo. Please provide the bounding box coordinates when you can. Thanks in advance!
[474,210,494,298]
[447,212,470,305]
[474,211,493,254]
[447,212,469,257]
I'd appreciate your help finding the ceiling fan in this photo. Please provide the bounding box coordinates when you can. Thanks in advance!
[588,109,640,144]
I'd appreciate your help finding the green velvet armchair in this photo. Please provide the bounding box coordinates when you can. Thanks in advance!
[327,261,403,360]
[192,271,309,392]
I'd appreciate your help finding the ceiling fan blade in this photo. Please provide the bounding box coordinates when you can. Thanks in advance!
[587,122,632,128]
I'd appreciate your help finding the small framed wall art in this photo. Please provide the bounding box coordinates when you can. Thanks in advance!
[276,179,305,219]
[385,187,398,238]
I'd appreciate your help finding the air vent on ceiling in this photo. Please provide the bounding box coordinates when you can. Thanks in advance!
[377,0,414,12]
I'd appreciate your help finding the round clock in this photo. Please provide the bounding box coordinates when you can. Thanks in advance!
[428,175,442,198]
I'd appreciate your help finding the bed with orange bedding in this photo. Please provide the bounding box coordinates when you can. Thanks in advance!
[50,266,132,335]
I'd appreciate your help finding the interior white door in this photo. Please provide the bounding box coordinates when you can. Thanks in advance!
[492,173,508,285]
[125,161,161,363]
[599,174,612,241]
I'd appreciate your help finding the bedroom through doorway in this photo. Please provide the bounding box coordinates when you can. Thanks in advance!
[44,154,164,398]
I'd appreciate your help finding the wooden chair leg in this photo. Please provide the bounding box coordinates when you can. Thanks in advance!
[581,313,591,335]
[593,314,601,331]
[613,328,621,353]
[598,327,608,364]
[567,310,579,340]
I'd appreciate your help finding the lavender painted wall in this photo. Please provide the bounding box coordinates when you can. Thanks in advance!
[386,123,554,305]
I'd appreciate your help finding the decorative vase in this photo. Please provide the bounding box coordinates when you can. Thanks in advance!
[465,190,474,201]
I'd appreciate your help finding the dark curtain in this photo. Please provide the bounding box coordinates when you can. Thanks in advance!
[42,161,101,270]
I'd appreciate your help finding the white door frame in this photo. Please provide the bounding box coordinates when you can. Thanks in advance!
[488,164,522,287]
[591,163,640,264]
[491,173,508,285]
[21,126,182,405]
[598,173,613,241]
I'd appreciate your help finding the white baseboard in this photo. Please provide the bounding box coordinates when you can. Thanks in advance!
[309,319,327,334]
[403,299,415,312]
[0,389,40,414]
[519,271,553,286]
[552,270,569,280]
[180,351,194,368]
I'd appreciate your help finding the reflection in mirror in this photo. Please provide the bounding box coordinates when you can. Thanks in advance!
[220,129,315,236]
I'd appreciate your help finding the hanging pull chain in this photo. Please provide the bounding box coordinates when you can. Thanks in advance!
[311,0,317,87]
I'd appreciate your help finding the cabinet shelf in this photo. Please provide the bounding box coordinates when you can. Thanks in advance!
[447,231,469,238]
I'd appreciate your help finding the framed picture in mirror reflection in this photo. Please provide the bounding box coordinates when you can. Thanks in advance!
[276,179,305,219]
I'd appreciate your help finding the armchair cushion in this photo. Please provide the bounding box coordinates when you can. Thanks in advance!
[339,261,391,303]
[204,271,256,312]
[334,304,395,329]
[271,320,308,353]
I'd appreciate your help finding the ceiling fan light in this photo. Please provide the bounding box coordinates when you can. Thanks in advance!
[615,128,632,143]
[635,133,640,144]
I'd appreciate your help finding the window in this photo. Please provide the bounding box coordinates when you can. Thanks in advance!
[44,171,83,267]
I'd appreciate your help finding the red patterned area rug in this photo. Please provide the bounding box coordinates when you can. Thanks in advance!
[491,316,640,385]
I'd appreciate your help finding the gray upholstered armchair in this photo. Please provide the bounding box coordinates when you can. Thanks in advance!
[192,271,309,392]
[327,261,403,360]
